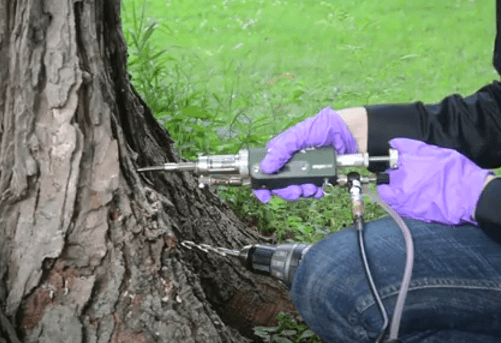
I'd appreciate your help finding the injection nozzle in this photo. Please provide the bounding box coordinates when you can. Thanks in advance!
[137,162,197,172]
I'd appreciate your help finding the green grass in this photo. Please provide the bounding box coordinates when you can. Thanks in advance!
[122,0,497,109]
[121,0,501,341]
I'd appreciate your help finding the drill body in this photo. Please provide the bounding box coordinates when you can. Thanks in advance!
[237,243,312,288]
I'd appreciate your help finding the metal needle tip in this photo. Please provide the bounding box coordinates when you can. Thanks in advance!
[137,166,167,172]
[137,162,197,173]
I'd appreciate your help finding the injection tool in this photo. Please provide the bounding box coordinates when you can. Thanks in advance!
[137,146,399,188]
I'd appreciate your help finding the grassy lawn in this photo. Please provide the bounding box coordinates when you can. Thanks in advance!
[121,1,501,340]
[122,0,497,110]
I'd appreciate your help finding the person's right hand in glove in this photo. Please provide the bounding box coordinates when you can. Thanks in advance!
[377,138,495,226]
[253,106,361,203]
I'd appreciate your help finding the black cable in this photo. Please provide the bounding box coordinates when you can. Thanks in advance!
[356,218,389,343]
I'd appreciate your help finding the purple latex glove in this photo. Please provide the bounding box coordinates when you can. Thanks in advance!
[253,107,359,203]
[377,138,494,226]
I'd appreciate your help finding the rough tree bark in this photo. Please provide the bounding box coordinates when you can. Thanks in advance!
[0,1,298,342]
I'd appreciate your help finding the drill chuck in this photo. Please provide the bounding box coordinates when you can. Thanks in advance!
[239,243,312,288]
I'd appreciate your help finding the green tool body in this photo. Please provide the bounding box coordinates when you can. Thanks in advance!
[247,147,338,189]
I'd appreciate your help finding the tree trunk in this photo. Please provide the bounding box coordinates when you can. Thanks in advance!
[0,1,297,342]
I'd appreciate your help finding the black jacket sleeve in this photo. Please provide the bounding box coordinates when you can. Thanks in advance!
[475,178,501,243]
[363,0,501,241]
[365,82,501,172]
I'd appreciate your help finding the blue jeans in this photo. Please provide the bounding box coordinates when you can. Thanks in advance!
[290,217,501,343]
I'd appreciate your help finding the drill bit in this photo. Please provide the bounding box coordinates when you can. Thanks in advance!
[137,162,197,172]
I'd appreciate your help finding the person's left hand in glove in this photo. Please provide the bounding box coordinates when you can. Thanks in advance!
[253,107,359,203]
[377,138,495,227]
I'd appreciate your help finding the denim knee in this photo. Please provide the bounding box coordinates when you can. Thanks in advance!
[290,217,501,343]
[290,228,376,343]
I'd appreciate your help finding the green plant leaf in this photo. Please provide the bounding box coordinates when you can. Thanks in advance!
[139,22,158,50]
[256,326,280,332]
[287,216,301,223]
[300,330,316,339]
[160,22,174,35]
[280,330,297,336]
[181,106,213,119]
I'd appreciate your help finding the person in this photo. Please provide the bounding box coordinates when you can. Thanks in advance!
[253,2,501,343]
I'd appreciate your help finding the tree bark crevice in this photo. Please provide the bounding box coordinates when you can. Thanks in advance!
[0,307,21,343]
